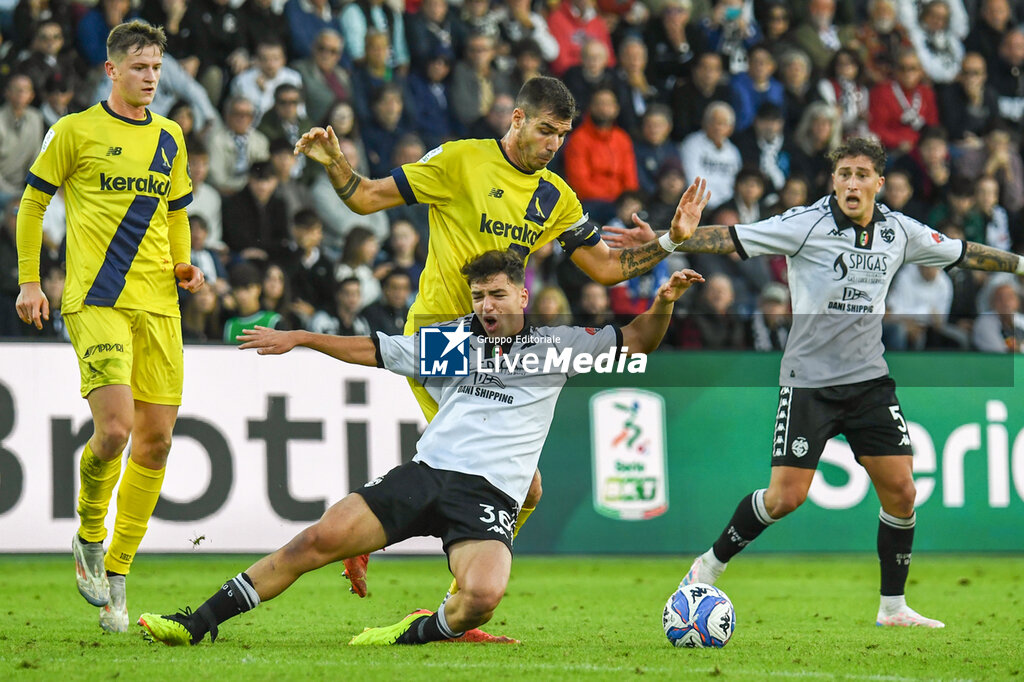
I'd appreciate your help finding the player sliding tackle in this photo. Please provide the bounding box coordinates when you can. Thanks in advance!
[137,248,705,646]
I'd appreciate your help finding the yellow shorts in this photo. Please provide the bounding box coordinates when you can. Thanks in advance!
[64,306,184,405]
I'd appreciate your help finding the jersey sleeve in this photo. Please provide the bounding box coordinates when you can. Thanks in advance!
[390,143,454,206]
[25,119,76,197]
[730,212,807,259]
[375,330,419,377]
[898,215,966,269]
[167,126,193,211]
[553,324,623,378]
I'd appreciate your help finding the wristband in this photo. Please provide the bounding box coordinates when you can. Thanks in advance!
[1016,256,1024,275]
[658,232,685,253]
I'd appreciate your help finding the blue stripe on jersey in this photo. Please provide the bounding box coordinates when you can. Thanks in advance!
[391,168,417,205]
[168,192,193,211]
[149,129,177,176]
[25,172,58,195]
[524,177,560,227]
[85,194,160,306]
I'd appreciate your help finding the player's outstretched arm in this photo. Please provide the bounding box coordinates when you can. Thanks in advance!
[960,242,1024,273]
[571,178,711,284]
[238,326,379,366]
[294,125,404,214]
[620,269,705,353]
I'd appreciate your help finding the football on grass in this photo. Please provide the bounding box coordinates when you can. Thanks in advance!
[662,582,735,648]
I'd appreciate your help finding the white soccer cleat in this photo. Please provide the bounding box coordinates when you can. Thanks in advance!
[100,575,129,633]
[876,605,945,629]
[73,534,110,607]
[680,551,724,587]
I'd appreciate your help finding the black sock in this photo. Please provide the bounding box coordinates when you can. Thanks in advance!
[190,572,260,643]
[396,603,463,644]
[878,510,914,596]
[711,489,775,562]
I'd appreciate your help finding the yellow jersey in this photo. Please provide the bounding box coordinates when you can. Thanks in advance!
[393,138,594,327]
[21,102,192,316]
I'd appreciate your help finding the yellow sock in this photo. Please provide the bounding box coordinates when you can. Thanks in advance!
[448,507,538,596]
[105,457,165,575]
[77,443,122,543]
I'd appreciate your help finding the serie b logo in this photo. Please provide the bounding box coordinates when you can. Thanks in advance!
[419,321,472,377]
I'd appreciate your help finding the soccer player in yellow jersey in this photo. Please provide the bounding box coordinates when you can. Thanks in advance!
[14,20,204,633]
[296,76,702,629]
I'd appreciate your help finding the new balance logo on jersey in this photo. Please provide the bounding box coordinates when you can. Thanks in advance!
[99,172,170,196]
[479,213,542,246]
[106,147,122,156]
[488,187,504,198]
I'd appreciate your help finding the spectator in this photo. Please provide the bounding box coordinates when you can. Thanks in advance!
[990,28,1024,125]
[789,100,841,196]
[701,0,760,74]
[721,166,770,225]
[15,21,82,106]
[222,262,282,343]
[189,214,229,297]
[547,0,615,77]
[206,96,271,195]
[927,175,985,241]
[645,159,687,229]
[282,208,337,316]
[405,0,467,68]
[77,0,134,67]
[294,29,351,126]
[0,74,44,208]
[0,199,19,336]
[168,99,196,138]
[185,137,225,250]
[675,272,746,349]
[633,104,680,196]
[283,0,340,61]
[508,38,548,94]
[11,0,74,54]
[563,87,638,223]
[905,0,965,85]
[879,168,928,221]
[221,160,290,263]
[856,0,912,86]
[313,134,391,252]
[791,0,856,75]
[885,264,962,349]
[760,2,798,61]
[378,218,425,296]
[680,101,741,210]
[868,49,939,153]
[576,281,614,327]
[349,29,405,125]
[268,137,313,219]
[730,43,785,133]
[195,0,250,103]
[260,262,301,330]
[180,283,223,342]
[732,102,789,192]
[459,0,501,44]
[895,125,952,205]
[140,0,205,73]
[953,122,1024,214]
[238,0,291,58]
[975,174,1013,250]
[972,279,1024,352]
[941,52,1000,142]
[230,39,303,123]
[362,84,413,179]
[965,0,1013,72]
[817,48,871,139]
[465,92,514,140]
[746,281,790,351]
[309,276,371,336]
[778,48,816,135]
[23,260,69,340]
[39,74,74,128]
[531,285,573,326]
[362,268,411,335]
[494,0,559,67]
[335,225,382,309]
[451,31,514,130]
[258,83,312,155]
[898,0,970,41]
[669,51,729,140]
[644,0,706,93]
[338,0,409,71]
[610,35,658,135]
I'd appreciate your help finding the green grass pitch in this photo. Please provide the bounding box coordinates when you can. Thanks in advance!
[1,554,1022,681]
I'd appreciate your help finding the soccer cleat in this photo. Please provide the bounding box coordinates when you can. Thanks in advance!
[348,609,432,646]
[876,605,945,628]
[680,552,724,587]
[342,554,369,598]
[73,534,110,607]
[445,628,520,644]
[99,575,129,633]
[138,609,200,645]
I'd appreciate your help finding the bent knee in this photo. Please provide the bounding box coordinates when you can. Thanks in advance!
[460,584,506,617]
[765,489,807,518]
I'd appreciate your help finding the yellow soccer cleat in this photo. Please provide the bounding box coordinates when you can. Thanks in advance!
[138,610,197,646]
[348,609,432,646]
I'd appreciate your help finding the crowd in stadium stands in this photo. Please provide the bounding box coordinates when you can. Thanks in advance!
[3,0,1024,352]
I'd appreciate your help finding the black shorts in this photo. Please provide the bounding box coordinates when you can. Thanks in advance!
[770,376,914,469]
[356,461,519,554]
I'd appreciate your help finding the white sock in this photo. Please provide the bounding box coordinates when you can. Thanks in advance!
[703,548,727,577]
[879,594,907,615]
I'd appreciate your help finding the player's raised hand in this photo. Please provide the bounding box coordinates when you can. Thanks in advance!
[656,269,705,304]
[15,282,49,330]
[174,263,205,292]
[602,212,657,249]
[238,326,298,355]
[668,177,710,243]
[294,125,345,168]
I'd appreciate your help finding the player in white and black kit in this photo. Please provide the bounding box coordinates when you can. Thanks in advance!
[136,247,708,647]
[657,137,1024,628]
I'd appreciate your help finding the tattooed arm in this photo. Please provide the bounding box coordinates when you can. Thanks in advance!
[961,242,1024,273]
[571,178,712,284]
[674,225,738,254]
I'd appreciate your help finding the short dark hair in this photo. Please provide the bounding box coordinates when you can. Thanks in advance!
[229,262,262,289]
[460,250,526,286]
[293,208,322,230]
[515,76,576,121]
[827,137,887,175]
[381,268,411,288]
[107,20,166,62]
